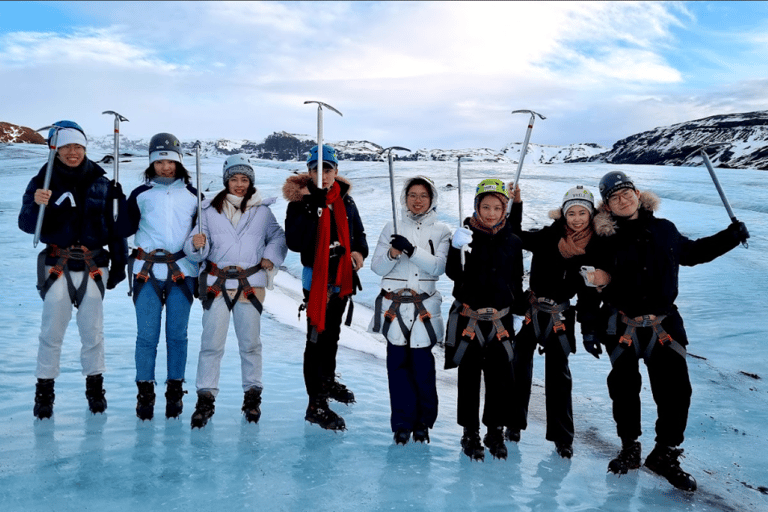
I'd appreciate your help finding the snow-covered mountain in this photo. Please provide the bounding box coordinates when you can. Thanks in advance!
[582,111,768,170]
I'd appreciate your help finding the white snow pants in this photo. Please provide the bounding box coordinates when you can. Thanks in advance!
[36,267,108,379]
[195,293,263,396]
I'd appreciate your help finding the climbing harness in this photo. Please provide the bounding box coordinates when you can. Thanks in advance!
[446,300,512,366]
[607,311,686,365]
[199,262,263,313]
[37,245,104,307]
[372,288,438,348]
[127,248,191,305]
[524,292,572,356]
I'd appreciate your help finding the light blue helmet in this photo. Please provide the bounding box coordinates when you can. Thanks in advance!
[222,154,255,186]
[306,144,339,169]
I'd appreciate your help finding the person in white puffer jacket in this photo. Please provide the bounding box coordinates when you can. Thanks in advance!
[369,175,451,445]
[185,154,287,429]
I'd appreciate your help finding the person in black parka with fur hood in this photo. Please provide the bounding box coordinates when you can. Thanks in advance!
[594,170,749,492]
[283,145,368,432]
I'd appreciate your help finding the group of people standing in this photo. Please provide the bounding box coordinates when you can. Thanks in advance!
[19,120,750,493]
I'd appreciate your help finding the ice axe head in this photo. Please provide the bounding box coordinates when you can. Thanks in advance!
[512,109,546,121]
[102,110,129,123]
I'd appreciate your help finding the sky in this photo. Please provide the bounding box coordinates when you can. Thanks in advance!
[2,1,768,150]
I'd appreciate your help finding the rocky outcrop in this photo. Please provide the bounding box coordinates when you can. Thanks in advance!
[0,122,46,144]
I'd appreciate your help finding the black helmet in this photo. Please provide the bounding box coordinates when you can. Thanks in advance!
[149,133,183,164]
[599,171,635,201]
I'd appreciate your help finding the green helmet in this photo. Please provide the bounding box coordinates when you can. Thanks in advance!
[475,178,508,198]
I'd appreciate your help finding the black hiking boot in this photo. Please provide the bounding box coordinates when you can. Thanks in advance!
[165,379,187,419]
[190,391,215,429]
[242,387,262,424]
[327,378,355,404]
[461,428,485,461]
[394,429,411,445]
[484,426,508,460]
[413,423,430,444]
[555,441,573,459]
[85,374,107,414]
[136,381,155,421]
[305,398,346,431]
[504,427,521,443]
[608,440,641,475]
[644,444,698,492]
[34,379,55,420]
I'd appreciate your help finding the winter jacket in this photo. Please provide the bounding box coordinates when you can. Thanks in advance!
[19,157,128,276]
[446,219,526,314]
[509,202,605,335]
[126,178,200,280]
[283,173,368,287]
[368,177,452,348]
[184,192,287,289]
[594,190,742,321]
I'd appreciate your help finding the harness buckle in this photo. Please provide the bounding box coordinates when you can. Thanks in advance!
[384,310,396,321]
[619,334,633,347]
[553,322,566,333]
[497,329,509,340]
[171,271,185,283]
[461,329,476,340]
[137,270,150,282]
[658,333,673,345]
[49,266,64,277]
[89,268,102,280]
[419,310,431,321]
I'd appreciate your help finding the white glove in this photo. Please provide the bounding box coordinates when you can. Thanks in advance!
[452,227,473,249]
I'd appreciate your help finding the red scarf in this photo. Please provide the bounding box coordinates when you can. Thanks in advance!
[308,181,354,332]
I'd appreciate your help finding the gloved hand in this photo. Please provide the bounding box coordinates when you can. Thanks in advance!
[390,234,415,257]
[451,227,473,249]
[109,180,125,200]
[727,220,750,244]
[582,333,602,359]
[306,186,327,211]
[107,266,126,290]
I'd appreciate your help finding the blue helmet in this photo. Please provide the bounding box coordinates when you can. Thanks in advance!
[306,144,339,168]
[47,120,86,145]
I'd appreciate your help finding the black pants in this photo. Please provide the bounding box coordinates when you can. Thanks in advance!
[510,318,574,445]
[454,316,515,430]
[605,323,692,447]
[387,343,438,432]
[303,294,348,399]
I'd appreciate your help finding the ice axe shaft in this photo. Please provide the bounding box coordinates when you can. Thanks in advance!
[193,141,203,252]
[33,125,59,247]
[304,101,342,191]
[699,148,748,248]
[102,111,128,221]
[457,155,470,268]
[510,109,546,193]
[380,146,411,235]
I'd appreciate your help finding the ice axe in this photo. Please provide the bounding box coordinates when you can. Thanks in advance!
[508,109,545,212]
[102,110,128,221]
[457,155,473,268]
[304,101,342,192]
[688,144,749,249]
[193,141,203,252]
[32,124,60,247]
[379,146,411,235]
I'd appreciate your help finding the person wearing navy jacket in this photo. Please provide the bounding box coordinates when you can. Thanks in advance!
[19,120,128,419]
[124,133,200,421]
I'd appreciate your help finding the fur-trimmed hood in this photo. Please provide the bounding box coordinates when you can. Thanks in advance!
[593,190,661,236]
[282,172,352,203]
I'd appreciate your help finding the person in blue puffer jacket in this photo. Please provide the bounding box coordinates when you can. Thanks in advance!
[124,133,200,421]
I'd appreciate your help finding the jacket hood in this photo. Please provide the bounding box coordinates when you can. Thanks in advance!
[594,190,660,236]
[282,173,352,203]
[400,175,439,221]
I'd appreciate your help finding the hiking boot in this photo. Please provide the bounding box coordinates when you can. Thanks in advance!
[608,440,641,474]
[394,429,410,445]
[34,379,55,420]
[165,379,187,419]
[242,387,262,424]
[413,423,430,444]
[504,427,521,443]
[190,391,215,429]
[644,444,698,492]
[305,398,346,431]
[136,381,155,421]
[484,426,508,460]
[85,374,107,414]
[327,378,355,404]
[461,428,485,461]
[555,442,573,459]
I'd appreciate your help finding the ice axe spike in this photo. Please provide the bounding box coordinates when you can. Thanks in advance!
[32,125,59,247]
[691,144,748,249]
[102,111,129,221]
[380,146,411,235]
[304,101,342,193]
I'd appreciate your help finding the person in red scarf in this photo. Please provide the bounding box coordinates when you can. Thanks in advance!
[283,145,368,431]
[507,184,610,459]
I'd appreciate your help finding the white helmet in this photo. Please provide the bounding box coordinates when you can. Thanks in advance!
[562,185,595,215]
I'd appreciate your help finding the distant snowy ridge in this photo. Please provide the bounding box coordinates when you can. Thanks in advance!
[580,110,768,170]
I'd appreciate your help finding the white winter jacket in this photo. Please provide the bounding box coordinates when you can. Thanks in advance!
[368,177,451,348]
[184,191,287,289]
[127,178,199,280]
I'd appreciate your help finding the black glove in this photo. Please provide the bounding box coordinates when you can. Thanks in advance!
[106,266,126,290]
[306,186,327,211]
[109,180,125,200]
[582,333,602,359]
[727,220,749,244]
[390,234,415,257]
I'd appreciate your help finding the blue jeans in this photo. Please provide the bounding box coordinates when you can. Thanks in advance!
[134,276,194,382]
